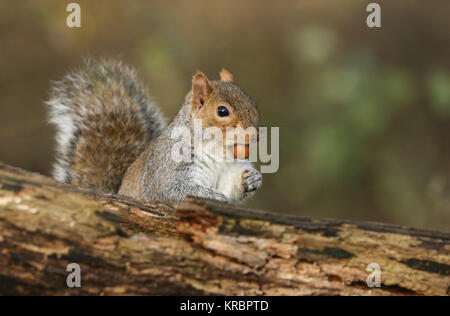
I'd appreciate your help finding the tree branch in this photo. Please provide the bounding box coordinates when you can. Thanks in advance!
[0,162,448,296]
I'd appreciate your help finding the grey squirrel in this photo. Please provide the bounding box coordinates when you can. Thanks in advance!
[47,59,262,203]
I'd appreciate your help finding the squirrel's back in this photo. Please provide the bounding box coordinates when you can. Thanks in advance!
[47,59,167,193]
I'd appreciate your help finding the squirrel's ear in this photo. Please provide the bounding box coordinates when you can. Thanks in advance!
[220,68,234,82]
[192,71,213,108]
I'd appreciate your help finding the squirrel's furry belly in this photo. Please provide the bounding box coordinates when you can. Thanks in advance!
[191,156,251,202]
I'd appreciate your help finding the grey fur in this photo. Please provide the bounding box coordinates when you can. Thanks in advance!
[48,59,262,203]
[121,96,262,203]
[47,59,167,185]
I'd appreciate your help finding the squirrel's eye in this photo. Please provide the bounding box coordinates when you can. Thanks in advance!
[217,106,230,117]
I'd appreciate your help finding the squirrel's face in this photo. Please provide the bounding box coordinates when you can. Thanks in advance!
[189,69,260,160]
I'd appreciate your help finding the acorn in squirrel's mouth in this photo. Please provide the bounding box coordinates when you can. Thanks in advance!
[233,144,250,159]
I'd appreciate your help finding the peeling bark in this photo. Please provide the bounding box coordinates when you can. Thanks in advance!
[0,162,449,296]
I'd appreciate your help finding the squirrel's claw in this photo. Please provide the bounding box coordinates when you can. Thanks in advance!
[242,169,263,195]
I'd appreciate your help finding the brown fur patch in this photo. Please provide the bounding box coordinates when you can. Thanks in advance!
[220,69,234,82]
[64,68,159,193]
[194,80,260,135]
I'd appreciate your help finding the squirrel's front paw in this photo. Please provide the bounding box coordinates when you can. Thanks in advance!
[242,169,262,196]
[213,192,229,203]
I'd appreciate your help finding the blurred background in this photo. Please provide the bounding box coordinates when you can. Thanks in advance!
[1,0,449,230]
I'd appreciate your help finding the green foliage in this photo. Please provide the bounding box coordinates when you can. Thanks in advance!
[0,1,449,230]
[428,70,450,117]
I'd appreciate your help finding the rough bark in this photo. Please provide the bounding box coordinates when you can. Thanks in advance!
[0,162,448,296]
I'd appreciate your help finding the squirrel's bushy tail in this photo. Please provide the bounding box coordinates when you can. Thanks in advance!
[47,59,167,193]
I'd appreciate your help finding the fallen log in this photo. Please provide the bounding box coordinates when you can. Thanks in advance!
[0,162,448,296]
